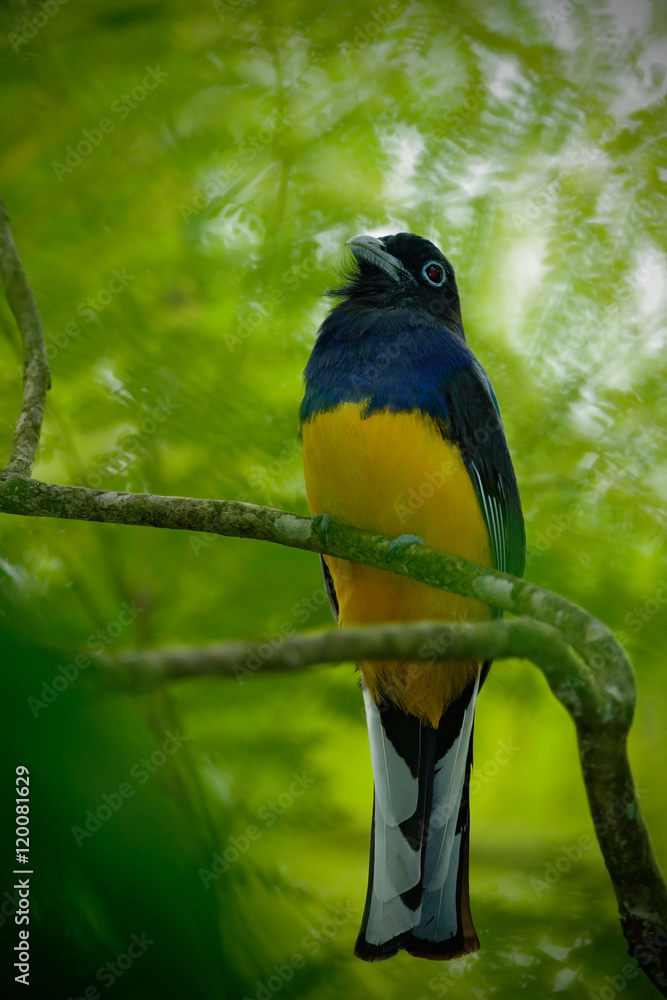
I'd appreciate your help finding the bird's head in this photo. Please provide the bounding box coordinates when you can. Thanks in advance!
[329,232,463,332]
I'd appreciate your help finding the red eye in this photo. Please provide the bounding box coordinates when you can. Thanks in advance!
[422,261,445,285]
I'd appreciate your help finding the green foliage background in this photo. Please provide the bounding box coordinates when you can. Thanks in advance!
[1,0,666,997]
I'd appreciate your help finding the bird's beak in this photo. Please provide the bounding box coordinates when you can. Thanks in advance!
[345,234,416,284]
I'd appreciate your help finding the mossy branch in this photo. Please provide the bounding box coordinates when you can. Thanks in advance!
[0,196,51,479]
[103,615,580,688]
[1,192,666,995]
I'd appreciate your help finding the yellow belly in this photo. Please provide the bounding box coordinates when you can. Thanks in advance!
[301,403,493,726]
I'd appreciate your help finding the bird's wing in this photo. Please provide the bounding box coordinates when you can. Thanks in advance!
[320,554,340,621]
[441,362,525,580]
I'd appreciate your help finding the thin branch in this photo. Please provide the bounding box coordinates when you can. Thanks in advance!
[101,615,584,690]
[1,190,666,994]
[0,477,632,707]
[0,197,50,478]
[0,195,632,714]
[99,616,667,994]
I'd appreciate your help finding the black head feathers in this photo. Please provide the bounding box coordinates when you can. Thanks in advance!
[328,232,463,331]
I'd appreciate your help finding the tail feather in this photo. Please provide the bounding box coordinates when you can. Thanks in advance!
[362,684,421,828]
[422,679,478,892]
[355,674,481,962]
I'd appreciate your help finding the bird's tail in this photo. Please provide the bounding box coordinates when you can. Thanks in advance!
[355,673,481,962]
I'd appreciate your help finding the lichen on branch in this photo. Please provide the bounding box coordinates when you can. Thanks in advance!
[1,191,665,995]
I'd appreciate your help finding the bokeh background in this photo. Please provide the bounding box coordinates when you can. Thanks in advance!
[1,0,666,997]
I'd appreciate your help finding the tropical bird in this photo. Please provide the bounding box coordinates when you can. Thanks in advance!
[299,232,525,961]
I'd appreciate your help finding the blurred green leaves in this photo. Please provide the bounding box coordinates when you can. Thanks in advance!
[1,0,666,996]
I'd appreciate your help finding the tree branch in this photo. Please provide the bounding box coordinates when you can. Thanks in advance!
[99,616,667,993]
[0,196,50,478]
[0,476,634,709]
[102,615,582,688]
[1,192,665,994]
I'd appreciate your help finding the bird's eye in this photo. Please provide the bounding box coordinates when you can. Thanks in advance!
[422,261,446,286]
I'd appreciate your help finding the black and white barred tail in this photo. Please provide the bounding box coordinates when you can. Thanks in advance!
[355,673,481,961]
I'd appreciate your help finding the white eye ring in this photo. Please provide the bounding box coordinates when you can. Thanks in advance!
[422,260,446,286]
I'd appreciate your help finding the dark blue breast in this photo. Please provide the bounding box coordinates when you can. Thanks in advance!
[300,306,475,425]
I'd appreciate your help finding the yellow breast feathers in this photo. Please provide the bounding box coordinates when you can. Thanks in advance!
[301,402,493,727]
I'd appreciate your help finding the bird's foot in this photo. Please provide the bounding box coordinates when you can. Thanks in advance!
[387,533,424,554]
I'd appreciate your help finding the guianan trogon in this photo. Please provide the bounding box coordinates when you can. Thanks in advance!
[300,232,525,961]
